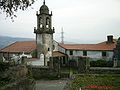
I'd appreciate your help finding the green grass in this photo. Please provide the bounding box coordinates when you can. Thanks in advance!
[70,74,120,90]
[61,67,78,74]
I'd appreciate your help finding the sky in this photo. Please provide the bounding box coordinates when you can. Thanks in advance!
[0,0,120,43]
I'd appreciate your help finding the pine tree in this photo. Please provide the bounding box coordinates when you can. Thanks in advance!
[114,37,120,60]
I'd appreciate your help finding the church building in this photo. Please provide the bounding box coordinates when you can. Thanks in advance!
[0,0,118,66]
[34,0,55,66]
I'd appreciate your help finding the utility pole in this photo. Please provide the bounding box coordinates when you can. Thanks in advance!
[61,27,64,44]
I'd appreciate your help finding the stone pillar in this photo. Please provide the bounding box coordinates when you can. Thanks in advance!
[58,57,61,78]
[113,58,117,68]
[39,54,45,66]
[86,58,90,70]
[49,57,54,69]
[21,56,27,65]
[78,58,86,73]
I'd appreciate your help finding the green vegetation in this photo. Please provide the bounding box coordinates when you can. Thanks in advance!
[90,59,113,67]
[69,74,120,90]
[0,61,11,87]
[0,61,33,88]
[114,37,120,61]
[31,49,37,58]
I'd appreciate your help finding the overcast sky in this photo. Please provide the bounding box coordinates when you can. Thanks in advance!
[0,0,120,43]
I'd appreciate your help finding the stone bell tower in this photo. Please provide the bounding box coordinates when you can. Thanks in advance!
[34,0,55,66]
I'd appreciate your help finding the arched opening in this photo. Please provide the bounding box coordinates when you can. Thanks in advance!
[39,17,43,28]
[46,17,50,28]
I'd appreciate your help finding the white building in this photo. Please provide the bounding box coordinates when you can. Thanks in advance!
[60,35,117,61]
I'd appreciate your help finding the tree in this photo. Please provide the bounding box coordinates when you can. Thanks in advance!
[113,37,120,60]
[0,0,35,19]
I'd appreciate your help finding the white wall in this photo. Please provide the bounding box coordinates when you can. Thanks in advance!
[53,40,66,53]
[87,51,102,59]
[53,40,59,51]
[66,50,113,60]
[58,46,66,53]
[53,42,114,61]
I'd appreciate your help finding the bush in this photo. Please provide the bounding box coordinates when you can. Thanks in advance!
[0,62,11,87]
[0,61,10,72]
[69,59,77,68]
[90,59,113,67]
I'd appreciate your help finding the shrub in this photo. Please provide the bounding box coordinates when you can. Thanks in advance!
[90,59,113,67]
[0,61,10,72]
[0,62,11,87]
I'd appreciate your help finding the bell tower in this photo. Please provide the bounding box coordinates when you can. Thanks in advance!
[34,0,55,66]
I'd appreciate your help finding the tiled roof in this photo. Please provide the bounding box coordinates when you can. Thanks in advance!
[0,39,117,53]
[53,51,68,57]
[60,40,117,51]
[0,41,36,53]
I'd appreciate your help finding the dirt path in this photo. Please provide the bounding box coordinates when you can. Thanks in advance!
[36,79,68,90]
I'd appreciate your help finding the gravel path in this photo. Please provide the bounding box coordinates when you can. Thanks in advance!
[36,79,68,90]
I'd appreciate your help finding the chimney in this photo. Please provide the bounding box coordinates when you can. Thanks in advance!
[107,35,113,43]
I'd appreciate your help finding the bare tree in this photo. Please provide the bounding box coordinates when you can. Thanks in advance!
[0,0,35,19]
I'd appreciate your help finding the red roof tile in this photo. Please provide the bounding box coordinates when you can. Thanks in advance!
[0,41,36,53]
[53,51,67,57]
[0,39,117,53]
[60,40,117,51]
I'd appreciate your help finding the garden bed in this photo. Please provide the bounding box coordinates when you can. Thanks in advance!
[68,74,120,90]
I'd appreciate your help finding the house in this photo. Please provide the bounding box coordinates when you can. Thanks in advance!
[0,41,36,60]
[60,35,117,61]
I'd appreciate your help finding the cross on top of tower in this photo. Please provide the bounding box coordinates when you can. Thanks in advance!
[43,0,45,5]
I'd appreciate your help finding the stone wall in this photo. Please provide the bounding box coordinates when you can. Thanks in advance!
[89,67,120,74]
[0,78,35,90]
[0,65,36,90]
[28,66,58,80]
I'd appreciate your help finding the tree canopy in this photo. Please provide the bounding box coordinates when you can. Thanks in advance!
[0,0,35,19]
[113,37,120,60]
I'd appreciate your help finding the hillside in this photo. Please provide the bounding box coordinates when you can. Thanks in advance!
[0,36,34,49]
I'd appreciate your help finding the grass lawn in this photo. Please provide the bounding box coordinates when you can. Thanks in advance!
[70,74,120,90]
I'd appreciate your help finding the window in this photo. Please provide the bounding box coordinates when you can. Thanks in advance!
[46,25,49,28]
[70,50,73,55]
[48,48,50,51]
[102,51,106,57]
[46,18,50,25]
[40,24,42,28]
[46,17,50,28]
[40,18,43,23]
[39,18,43,28]
[83,51,87,56]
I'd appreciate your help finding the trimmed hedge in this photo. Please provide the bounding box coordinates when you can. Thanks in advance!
[90,59,113,67]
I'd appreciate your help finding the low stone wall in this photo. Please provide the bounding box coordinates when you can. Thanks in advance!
[28,66,59,80]
[0,64,36,90]
[0,78,35,90]
[89,67,120,74]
